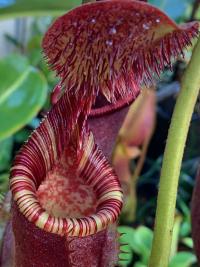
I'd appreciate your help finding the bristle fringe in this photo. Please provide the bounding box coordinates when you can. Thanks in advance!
[43,1,199,108]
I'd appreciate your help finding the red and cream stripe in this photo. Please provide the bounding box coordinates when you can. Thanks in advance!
[10,92,123,237]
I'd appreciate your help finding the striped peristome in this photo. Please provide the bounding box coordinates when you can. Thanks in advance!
[10,92,123,237]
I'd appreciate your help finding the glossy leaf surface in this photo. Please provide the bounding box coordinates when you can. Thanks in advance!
[118,226,134,266]
[0,173,9,193]
[169,252,197,267]
[131,226,153,264]
[0,137,13,171]
[0,54,47,141]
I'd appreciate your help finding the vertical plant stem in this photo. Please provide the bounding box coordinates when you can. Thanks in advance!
[149,36,200,267]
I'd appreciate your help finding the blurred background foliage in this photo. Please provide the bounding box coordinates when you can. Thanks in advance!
[0,0,199,266]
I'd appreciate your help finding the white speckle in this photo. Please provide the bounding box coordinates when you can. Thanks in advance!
[72,22,77,27]
[136,12,140,17]
[116,18,123,25]
[156,18,160,23]
[106,40,113,46]
[143,23,150,30]
[91,18,96,24]
[69,42,73,47]
[109,27,117,35]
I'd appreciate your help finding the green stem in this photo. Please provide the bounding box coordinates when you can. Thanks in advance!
[149,37,200,267]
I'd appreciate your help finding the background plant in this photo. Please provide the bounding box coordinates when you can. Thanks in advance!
[0,1,200,266]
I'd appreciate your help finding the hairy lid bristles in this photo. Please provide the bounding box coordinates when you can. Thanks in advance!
[43,0,199,111]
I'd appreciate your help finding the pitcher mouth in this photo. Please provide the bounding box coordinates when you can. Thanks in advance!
[90,91,140,117]
[10,92,123,237]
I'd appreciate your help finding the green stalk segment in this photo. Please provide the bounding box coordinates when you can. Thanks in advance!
[149,36,200,267]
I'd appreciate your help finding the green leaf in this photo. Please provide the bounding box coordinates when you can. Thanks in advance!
[170,215,182,258]
[118,226,135,245]
[0,0,82,20]
[26,36,58,86]
[181,238,194,249]
[27,35,43,66]
[169,252,197,267]
[180,221,191,238]
[134,263,147,267]
[14,128,31,143]
[130,226,153,264]
[118,226,135,266]
[0,54,48,141]
[0,173,9,193]
[0,138,13,171]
